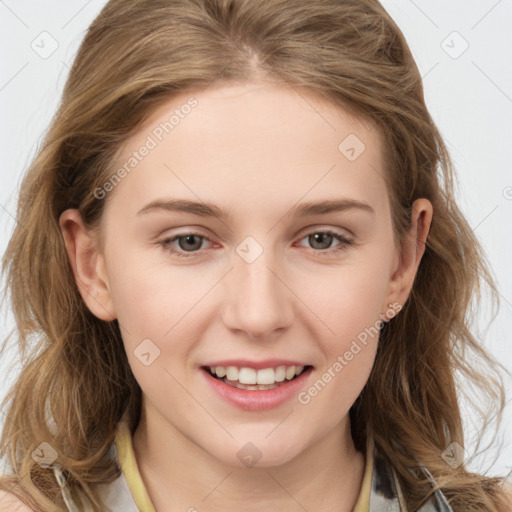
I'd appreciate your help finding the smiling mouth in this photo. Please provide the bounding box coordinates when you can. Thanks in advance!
[202,365,313,391]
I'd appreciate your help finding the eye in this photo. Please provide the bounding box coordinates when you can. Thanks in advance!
[158,229,354,259]
[297,229,354,257]
[159,233,212,258]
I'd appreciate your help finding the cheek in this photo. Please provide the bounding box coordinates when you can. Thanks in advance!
[107,260,197,397]
[296,266,386,419]
[104,250,218,384]
[105,245,192,328]
[300,256,393,343]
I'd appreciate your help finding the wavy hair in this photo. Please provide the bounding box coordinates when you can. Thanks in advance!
[1,0,510,510]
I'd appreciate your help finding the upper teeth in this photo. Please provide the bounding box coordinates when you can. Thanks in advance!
[210,365,305,385]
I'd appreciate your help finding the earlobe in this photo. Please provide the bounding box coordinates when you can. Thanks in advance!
[59,209,117,321]
[384,198,433,309]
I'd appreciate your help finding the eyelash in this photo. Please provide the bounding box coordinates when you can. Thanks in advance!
[158,229,354,259]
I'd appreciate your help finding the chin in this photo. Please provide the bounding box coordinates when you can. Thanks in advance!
[212,435,307,469]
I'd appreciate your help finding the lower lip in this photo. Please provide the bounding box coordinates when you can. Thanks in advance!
[201,367,313,411]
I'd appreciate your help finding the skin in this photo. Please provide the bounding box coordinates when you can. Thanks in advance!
[60,80,432,512]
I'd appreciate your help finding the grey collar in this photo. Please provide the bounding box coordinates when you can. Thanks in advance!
[370,440,454,511]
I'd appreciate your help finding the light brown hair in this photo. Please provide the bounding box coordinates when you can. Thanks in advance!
[1,0,510,510]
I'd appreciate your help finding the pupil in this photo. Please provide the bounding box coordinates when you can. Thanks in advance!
[310,233,332,250]
[179,235,202,251]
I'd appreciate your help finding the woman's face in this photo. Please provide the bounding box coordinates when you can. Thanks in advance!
[65,80,430,467]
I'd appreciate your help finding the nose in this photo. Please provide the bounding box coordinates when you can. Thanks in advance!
[221,251,294,340]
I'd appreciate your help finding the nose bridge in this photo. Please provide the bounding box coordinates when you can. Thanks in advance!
[222,240,294,338]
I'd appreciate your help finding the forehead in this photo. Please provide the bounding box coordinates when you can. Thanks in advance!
[103,80,388,223]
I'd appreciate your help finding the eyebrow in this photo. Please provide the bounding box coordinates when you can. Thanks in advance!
[136,197,375,220]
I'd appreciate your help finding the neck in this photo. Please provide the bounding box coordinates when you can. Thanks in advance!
[132,400,366,512]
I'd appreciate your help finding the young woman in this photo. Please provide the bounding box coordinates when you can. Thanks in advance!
[0,0,510,510]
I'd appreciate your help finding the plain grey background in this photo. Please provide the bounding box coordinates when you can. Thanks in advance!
[1,0,511,477]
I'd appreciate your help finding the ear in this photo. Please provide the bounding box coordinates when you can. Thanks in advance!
[59,209,116,321]
[383,198,433,313]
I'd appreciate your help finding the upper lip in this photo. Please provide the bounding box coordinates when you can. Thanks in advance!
[202,359,311,370]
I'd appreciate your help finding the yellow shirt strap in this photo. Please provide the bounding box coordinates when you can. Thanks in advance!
[114,421,157,512]
[352,436,374,512]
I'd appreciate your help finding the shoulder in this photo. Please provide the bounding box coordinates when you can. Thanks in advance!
[497,482,512,512]
[0,491,36,512]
